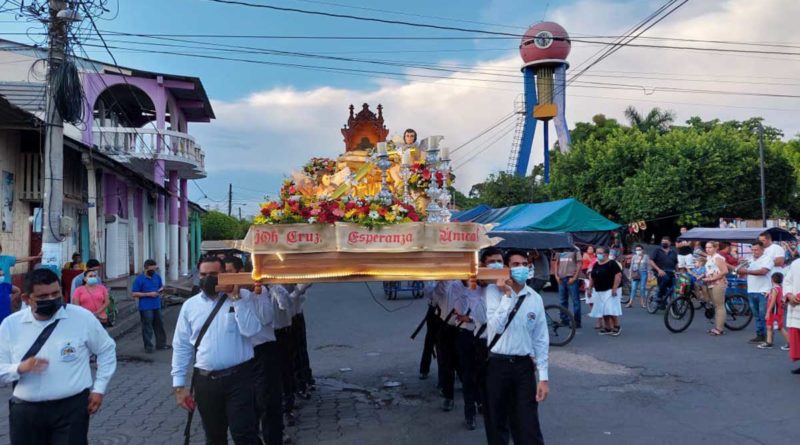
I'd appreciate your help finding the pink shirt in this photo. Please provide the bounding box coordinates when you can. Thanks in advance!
[72,284,109,320]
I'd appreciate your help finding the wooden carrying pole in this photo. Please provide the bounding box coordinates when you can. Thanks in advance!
[218,266,509,286]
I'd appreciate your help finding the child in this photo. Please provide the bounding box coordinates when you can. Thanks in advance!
[758,272,790,350]
[689,257,709,302]
[0,269,21,325]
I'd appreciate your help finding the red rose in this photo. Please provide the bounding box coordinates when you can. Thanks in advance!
[422,170,431,181]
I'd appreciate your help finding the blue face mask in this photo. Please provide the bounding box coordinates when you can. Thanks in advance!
[87,277,100,285]
[510,266,529,285]
[486,262,504,270]
[597,254,606,262]
[0,275,5,284]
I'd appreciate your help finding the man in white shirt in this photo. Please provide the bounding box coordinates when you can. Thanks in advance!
[172,256,262,445]
[0,268,117,445]
[739,242,772,344]
[223,256,284,445]
[485,249,549,445]
[759,232,785,275]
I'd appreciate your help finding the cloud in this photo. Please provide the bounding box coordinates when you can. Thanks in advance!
[192,0,800,207]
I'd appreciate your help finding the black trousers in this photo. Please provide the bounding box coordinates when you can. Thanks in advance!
[9,389,90,445]
[486,355,544,445]
[419,305,441,376]
[194,361,260,445]
[436,324,460,400]
[292,313,313,390]
[274,326,296,413]
[139,308,167,351]
[456,328,477,419]
[254,341,284,445]
[473,339,493,444]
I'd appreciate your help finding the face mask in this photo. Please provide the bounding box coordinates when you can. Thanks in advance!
[0,275,5,284]
[35,297,62,317]
[199,275,219,296]
[661,242,670,248]
[510,266,529,285]
[87,277,100,285]
[597,254,607,262]
[635,250,643,255]
[486,262,504,270]
[146,270,155,277]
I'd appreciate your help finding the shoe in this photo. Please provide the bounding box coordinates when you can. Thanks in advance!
[610,328,621,337]
[791,367,800,375]
[419,372,429,380]
[283,432,293,444]
[598,329,610,336]
[442,399,454,412]
[297,390,311,400]
[757,342,773,349]
[780,345,790,351]
[157,345,172,350]
[748,335,766,344]
[465,416,476,430]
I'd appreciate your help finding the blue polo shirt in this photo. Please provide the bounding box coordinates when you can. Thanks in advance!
[0,282,11,324]
[132,272,163,311]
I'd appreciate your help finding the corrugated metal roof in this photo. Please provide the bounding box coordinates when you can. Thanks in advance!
[0,81,46,114]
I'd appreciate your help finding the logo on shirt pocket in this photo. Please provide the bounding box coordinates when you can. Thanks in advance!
[526,312,536,321]
[60,341,79,362]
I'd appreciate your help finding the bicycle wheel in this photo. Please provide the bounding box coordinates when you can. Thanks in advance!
[664,296,694,333]
[545,304,576,347]
[646,287,660,314]
[619,288,631,305]
[724,293,752,331]
[411,281,424,299]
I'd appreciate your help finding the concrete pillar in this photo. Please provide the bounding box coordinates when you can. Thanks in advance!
[81,155,99,259]
[128,186,137,275]
[179,178,189,276]
[167,170,179,281]
[154,160,166,276]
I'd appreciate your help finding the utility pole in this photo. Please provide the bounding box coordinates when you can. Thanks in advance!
[238,207,242,220]
[758,123,767,227]
[228,183,233,216]
[41,3,68,270]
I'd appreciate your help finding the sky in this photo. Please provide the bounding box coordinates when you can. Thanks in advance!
[3,0,800,216]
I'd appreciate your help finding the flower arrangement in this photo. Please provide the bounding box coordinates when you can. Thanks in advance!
[302,157,337,178]
[255,190,420,228]
[407,161,455,194]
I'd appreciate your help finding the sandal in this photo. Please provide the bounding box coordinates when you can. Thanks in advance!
[708,328,724,336]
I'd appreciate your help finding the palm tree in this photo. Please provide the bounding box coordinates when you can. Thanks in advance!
[624,106,675,132]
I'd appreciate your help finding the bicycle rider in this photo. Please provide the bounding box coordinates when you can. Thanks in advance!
[650,236,679,310]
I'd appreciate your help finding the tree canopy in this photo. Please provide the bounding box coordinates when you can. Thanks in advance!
[465,109,800,228]
[200,211,250,240]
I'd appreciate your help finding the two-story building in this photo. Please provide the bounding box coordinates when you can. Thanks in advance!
[0,39,211,282]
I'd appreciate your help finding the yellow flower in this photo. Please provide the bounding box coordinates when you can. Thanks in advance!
[270,209,281,220]
[385,212,396,222]
[345,209,358,219]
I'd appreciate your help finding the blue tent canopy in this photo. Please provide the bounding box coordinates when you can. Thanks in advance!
[455,198,620,232]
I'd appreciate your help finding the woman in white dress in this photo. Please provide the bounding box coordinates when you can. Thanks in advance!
[589,247,624,336]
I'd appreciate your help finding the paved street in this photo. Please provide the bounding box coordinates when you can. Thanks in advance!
[2,283,799,445]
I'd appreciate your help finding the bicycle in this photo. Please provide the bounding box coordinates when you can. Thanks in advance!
[545,303,576,347]
[664,287,752,333]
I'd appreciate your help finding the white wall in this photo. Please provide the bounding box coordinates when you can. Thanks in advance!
[0,129,32,275]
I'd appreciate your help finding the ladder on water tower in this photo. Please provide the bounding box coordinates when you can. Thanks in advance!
[506,95,526,174]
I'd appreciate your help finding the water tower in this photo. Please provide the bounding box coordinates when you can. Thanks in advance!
[509,22,572,181]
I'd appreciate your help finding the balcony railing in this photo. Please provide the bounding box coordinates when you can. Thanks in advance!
[92,127,205,170]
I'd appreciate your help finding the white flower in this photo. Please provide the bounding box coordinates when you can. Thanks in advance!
[396,206,408,214]
[289,195,302,202]
[368,210,380,220]
[308,217,317,224]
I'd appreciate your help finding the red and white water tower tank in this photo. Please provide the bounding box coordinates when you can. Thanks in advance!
[519,21,571,68]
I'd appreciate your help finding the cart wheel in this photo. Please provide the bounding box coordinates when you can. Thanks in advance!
[382,281,393,299]
[411,281,424,298]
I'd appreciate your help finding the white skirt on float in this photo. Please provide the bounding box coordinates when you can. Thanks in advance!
[590,289,623,318]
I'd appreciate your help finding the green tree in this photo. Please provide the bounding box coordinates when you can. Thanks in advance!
[470,166,550,208]
[201,211,245,240]
[624,106,675,132]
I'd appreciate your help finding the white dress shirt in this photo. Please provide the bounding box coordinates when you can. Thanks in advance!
[0,305,117,402]
[485,284,550,381]
[467,286,488,339]
[454,284,483,332]
[272,285,293,330]
[247,287,276,346]
[433,281,461,326]
[171,291,262,387]
[746,254,773,293]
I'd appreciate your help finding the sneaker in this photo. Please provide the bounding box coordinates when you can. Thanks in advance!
[791,367,800,375]
[609,327,621,337]
[780,345,790,351]
[757,342,774,349]
[598,329,610,336]
[748,335,766,344]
